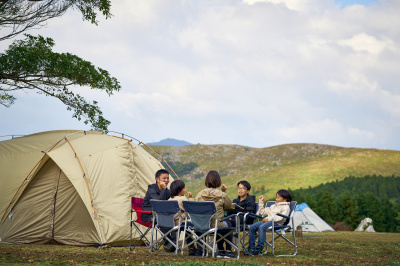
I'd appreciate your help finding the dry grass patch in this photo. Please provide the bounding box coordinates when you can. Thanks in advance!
[1,232,400,265]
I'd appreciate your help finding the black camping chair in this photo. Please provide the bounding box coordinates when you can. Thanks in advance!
[248,201,298,256]
[149,200,182,255]
[240,201,269,254]
[181,201,241,259]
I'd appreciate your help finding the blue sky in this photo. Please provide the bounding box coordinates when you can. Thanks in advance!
[335,0,379,7]
[1,0,400,150]
[335,0,379,8]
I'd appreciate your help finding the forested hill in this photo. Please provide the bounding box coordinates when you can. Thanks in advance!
[145,143,400,201]
[290,175,400,232]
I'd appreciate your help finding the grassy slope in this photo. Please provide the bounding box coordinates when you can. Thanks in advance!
[146,143,400,200]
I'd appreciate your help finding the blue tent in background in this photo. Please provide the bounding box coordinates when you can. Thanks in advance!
[293,203,335,232]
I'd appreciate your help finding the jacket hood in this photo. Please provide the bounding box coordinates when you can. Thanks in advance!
[199,188,224,202]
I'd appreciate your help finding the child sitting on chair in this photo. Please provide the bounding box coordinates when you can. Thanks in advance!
[168,180,200,256]
[169,180,194,226]
[247,189,292,256]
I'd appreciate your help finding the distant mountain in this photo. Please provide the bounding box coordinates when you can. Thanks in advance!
[147,138,192,147]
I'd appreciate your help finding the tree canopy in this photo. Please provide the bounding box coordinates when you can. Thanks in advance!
[0,0,112,41]
[0,0,120,130]
[289,175,400,232]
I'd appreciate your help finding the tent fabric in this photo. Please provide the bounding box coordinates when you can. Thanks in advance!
[355,218,375,232]
[293,203,335,232]
[0,130,164,246]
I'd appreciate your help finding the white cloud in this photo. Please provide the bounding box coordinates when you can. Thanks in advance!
[377,90,400,119]
[327,72,378,96]
[348,127,375,139]
[338,33,394,54]
[243,0,332,12]
[278,119,343,141]
[2,0,400,150]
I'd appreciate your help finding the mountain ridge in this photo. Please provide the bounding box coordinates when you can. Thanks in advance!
[144,143,400,200]
[147,138,192,147]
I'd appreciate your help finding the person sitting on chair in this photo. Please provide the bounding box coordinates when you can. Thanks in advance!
[247,189,292,256]
[168,180,201,256]
[195,170,236,259]
[141,169,171,222]
[226,180,256,224]
[141,169,174,252]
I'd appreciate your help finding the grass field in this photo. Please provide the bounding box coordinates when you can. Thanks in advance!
[1,232,399,265]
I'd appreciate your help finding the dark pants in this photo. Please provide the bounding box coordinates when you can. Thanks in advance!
[217,220,234,251]
[159,226,177,245]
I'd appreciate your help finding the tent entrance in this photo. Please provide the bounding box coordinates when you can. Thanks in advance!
[1,159,99,245]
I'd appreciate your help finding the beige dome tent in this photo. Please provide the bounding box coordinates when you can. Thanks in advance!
[0,130,164,246]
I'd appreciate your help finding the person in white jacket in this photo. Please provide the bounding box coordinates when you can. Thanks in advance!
[247,189,292,256]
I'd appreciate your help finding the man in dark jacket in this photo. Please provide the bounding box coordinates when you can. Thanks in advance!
[141,169,171,222]
[141,169,175,252]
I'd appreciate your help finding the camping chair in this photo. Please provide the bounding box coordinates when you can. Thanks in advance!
[149,199,182,255]
[130,197,158,251]
[239,201,272,254]
[181,201,241,259]
[248,201,298,257]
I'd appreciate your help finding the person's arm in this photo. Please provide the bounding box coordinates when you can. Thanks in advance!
[147,186,170,201]
[187,192,195,201]
[272,205,290,223]
[222,193,233,210]
[258,195,269,216]
[160,188,170,200]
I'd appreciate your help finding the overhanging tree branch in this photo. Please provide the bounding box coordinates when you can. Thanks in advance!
[0,0,112,41]
[0,34,120,130]
[0,0,119,130]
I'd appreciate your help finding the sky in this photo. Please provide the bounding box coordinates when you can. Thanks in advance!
[1,0,400,150]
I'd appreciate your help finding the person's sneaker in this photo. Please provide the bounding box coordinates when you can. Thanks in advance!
[163,242,176,253]
[245,247,255,256]
[224,251,236,259]
[188,248,197,256]
[250,248,263,256]
[216,250,226,258]
[195,249,203,257]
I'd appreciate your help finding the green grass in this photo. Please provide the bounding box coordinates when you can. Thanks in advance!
[145,144,400,200]
[1,232,400,265]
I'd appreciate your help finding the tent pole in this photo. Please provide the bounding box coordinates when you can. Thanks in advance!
[65,137,104,244]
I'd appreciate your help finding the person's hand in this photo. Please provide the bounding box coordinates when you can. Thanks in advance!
[262,218,268,224]
[188,192,192,198]
[221,184,227,192]
[259,195,264,202]
[160,182,167,189]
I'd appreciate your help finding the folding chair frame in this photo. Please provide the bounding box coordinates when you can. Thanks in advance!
[181,201,241,259]
[219,214,241,259]
[249,201,298,257]
[148,200,182,255]
[130,197,159,251]
[239,201,266,254]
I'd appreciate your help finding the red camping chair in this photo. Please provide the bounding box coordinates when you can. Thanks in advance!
[130,197,161,251]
